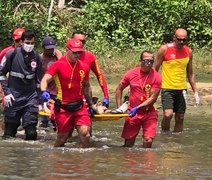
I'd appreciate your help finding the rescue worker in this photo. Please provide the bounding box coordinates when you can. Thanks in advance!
[0,27,25,62]
[0,30,42,140]
[0,28,25,105]
[69,30,110,138]
[72,30,109,107]
[40,38,94,148]
[116,50,162,148]
[154,28,200,132]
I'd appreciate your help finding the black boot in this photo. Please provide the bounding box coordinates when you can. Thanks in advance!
[3,123,18,139]
[25,125,37,140]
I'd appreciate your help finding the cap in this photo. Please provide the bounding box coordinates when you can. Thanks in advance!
[66,38,83,52]
[13,28,25,40]
[42,36,56,49]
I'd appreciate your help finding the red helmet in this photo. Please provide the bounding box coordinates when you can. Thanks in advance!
[13,28,25,40]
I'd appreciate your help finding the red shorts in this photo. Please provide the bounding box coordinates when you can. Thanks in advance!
[55,103,90,134]
[121,109,158,139]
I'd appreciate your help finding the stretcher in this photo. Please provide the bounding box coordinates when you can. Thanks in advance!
[38,111,128,121]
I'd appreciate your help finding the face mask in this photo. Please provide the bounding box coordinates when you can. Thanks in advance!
[23,43,34,53]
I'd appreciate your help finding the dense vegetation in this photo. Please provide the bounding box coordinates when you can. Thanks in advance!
[0,0,211,53]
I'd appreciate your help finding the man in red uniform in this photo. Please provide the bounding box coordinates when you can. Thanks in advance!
[72,30,109,107]
[0,28,25,62]
[40,38,93,148]
[116,50,162,148]
[0,28,25,104]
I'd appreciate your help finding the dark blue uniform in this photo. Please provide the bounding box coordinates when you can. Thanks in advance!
[0,47,42,139]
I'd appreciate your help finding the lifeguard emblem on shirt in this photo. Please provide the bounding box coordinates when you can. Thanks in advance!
[79,70,85,93]
[145,84,151,99]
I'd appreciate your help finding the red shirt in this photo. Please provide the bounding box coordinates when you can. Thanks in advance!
[46,55,89,104]
[0,45,15,62]
[79,50,109,98]
[120,67,161,109]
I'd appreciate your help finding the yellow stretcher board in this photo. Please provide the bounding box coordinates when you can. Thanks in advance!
[38,111,128,121]
[91,113,128,121]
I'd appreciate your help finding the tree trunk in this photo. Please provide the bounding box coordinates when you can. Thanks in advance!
[58,0,65,9]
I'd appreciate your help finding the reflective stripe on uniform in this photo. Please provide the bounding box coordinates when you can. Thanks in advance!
[0,76,7,80]
[10,71,35,79]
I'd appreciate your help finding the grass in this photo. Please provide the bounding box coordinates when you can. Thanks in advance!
[96,48,212,82]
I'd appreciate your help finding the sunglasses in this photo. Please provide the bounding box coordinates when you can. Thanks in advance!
[176,37,187,42]
[142,59,154,64]
[15,39,21,43]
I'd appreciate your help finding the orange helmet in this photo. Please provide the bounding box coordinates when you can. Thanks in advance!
[13,28,25,40]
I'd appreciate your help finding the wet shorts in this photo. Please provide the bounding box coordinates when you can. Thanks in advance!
[122,109,158,139]
[161,89,186,113]
[55,103,91,134]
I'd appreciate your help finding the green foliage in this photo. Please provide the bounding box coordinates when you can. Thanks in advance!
[0,0,211,55]
[0,0,77,50]
[76,0,212,54]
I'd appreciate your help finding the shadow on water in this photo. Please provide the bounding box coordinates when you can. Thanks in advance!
[0,106,211,179]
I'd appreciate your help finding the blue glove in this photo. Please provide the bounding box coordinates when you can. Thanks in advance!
[102,98,109,108]
[129,107,139,117]
[88,106,95,117]
[41,91,50,102]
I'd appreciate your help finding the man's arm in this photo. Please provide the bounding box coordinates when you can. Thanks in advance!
[137,89,161,109]
[0,52,15,95]
[186,48,198,93]
[154,44,167,71]
[40,74,53,91]
[91,60,109,98]
[36,54,42,88]
[83,80,93,107]
[115,83,125,107]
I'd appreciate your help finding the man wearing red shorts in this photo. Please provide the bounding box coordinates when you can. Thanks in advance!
[116,50,162,148]
[40,38,93,148]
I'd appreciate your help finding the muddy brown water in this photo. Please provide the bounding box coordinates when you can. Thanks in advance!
[0,105,211,179]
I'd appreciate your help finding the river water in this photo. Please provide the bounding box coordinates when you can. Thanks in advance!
[0,106,211,180]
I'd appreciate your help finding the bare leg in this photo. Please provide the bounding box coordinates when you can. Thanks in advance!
[143,137,153,148]
[68,128,74,138]
[123,136,136,147]
[161,109,173,132]
[76,125,90,148]
[174,113,184,132]
[54,133,69,147]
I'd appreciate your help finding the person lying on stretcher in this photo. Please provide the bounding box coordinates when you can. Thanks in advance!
[39,97,129,115]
